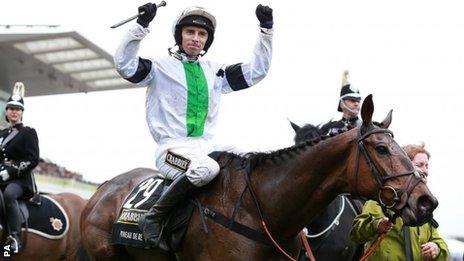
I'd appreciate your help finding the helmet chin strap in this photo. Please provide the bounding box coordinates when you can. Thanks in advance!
[168,46,206,63]
[340,98,360,116]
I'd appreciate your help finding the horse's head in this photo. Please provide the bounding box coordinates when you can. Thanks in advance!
[354,94,437,226]
[290,121,323,143]
[291,120,347,143]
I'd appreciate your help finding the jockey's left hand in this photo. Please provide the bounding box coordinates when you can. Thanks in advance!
[256,4,273,29]
[421,242,440,259]
[0,169,10,182]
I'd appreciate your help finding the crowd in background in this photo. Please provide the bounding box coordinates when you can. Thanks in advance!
[35,158,99,186]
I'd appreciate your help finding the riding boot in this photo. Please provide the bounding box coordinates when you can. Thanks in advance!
[138,175,196,248]
[6,201,22,254]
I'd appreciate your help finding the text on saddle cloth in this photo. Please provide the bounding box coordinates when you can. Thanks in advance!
[112,176,194,251]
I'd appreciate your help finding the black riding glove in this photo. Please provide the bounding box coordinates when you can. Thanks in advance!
[137,3,157,28]
[255,4,273,29]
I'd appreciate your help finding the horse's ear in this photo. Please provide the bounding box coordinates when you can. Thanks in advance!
[361,94,374,127]
[289,120,300,133]
[380,109,393,129]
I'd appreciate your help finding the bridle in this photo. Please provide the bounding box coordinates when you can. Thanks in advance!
[354,126,426,212]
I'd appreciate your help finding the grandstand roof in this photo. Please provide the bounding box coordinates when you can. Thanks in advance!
[0,26,135,97]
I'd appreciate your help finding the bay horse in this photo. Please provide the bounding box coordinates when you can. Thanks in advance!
[81,95,438,260]
[0,192,87,260]
[290,122,364,261]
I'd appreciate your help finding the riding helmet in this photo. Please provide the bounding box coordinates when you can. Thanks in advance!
[173,6,216,52]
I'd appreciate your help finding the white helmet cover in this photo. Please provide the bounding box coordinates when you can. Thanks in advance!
[172,6,216,52]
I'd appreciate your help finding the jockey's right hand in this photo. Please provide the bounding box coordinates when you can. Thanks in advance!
[256,4,273,29]
[376,217,394,234]
[137,3,157,28]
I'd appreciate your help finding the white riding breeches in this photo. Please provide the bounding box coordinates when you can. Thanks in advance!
[155,139,220,187]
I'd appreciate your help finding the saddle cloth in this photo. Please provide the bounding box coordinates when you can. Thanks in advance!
[0,195,69,239]
[112,176,194,252]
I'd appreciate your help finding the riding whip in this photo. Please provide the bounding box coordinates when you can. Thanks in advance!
[110,1,167,29]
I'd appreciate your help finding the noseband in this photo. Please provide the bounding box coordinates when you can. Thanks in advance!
[355,127,425,211]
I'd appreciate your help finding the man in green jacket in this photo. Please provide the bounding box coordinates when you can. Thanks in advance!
[351,143,449,260]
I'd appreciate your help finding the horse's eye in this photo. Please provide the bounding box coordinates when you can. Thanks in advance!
[375,145,389,155]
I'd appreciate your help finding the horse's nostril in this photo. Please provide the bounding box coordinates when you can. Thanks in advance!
[417,195,438,214]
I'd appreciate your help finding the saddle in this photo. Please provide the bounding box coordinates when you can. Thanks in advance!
[112,176,195,252]
[0,194,69,239]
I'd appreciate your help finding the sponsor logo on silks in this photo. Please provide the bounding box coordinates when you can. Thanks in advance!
[117,209,145,225]
[50,217,63,231]
[3,243,11,259]
[165,151,191,172]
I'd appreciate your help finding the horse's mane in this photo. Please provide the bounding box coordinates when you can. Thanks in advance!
[215,119,375,172]
[247,125,348,171]
[244,118,386,171]
[213,135,334,172]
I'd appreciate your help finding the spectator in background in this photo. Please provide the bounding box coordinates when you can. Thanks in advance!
[0,82,39,255]
[351,143,449,260]
[325,70,362,136]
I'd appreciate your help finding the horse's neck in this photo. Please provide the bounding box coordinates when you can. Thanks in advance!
[253,133,354,237]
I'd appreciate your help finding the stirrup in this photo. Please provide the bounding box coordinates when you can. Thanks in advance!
[6,235,20,254]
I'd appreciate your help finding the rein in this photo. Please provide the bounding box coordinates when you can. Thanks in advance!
[204,126,422,260]
[359,232,387,261]
[201,160,315,261]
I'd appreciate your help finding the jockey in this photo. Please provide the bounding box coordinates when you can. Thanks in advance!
[0,82,40,254]
[114,3,274,247]
[326,70,362,135]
